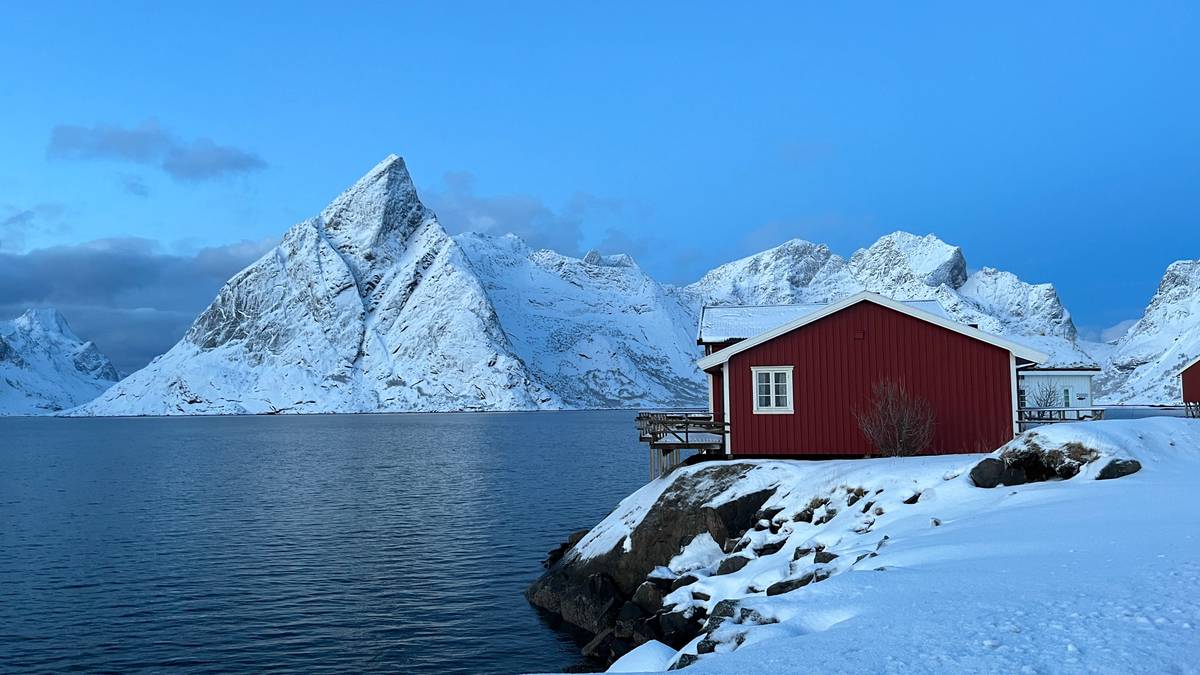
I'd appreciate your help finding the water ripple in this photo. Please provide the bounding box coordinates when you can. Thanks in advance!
[0,411,646,674]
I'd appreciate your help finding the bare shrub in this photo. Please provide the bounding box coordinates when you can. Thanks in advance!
[1028,379,1062,409]
[855,380,935,457]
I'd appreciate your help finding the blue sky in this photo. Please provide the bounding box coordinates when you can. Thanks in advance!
[2,2,1197,371]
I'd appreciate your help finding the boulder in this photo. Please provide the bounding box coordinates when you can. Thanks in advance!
[526,464,776,646]
[1097,458,1142,480]
[670,574,700,592]
[632,581,665,614]
[814,550,838,564]
[969,458,1004,488]
[658,608,707,649]
[765,570,829,597]
[716,555,752,576]
[1000,462,1027,486]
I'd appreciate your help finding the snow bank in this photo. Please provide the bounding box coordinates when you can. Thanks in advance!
[539,418,1200,673]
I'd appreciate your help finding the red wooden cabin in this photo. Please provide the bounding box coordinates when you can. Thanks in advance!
[1182,355,1200,404]
[694,292,1048,458]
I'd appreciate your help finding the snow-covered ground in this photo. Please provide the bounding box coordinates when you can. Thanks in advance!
[546,418,1200,674]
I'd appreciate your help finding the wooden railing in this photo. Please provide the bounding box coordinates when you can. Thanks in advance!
[635,410,729,480]
[1017,407,1105,431]
[1187,402,1200,419]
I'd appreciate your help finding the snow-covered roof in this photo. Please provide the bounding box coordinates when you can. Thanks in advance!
[697,292,1050,370]
[1181,354,1200,377]
[698,300,948,344]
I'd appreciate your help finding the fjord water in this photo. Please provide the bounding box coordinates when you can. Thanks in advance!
[0,411,647,673]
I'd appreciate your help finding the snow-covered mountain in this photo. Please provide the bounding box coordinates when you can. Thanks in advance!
[68,155,1185,415]
[0,309,119,415]
[683,232,1095,368]
[457,234,704,408]
[76,156,557,415]
[1095,260,1200,403]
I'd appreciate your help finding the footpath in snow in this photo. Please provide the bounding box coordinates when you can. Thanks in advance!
[531,418,1200,674]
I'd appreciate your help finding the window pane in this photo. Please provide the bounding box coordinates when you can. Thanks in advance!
[775,394,788,408]
[774,372,787,385]
[758,394,772,408]
[758,382,771,398]
[757,372,771,386]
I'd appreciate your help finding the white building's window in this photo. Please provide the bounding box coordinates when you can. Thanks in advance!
[1063,388,1071,408]
[752,366,793,414]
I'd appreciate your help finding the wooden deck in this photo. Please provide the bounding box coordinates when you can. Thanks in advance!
[635,410,728,479]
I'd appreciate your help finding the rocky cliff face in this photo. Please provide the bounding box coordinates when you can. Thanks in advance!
[0,308,119,415]
[1096,260,1200,403]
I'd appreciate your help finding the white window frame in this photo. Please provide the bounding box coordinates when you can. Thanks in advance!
[751,366,794,414]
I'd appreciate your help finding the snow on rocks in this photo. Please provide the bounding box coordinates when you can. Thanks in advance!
[0,308,119,415]
[530,418,1200,673]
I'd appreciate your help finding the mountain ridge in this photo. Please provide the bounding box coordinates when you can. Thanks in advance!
[55,155,1191,415]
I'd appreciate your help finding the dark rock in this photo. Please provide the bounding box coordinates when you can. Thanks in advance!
[722,538,741,554]
[1097,458,1142,480]
[696,637,718,654]
[671,574,700,592]
[903,492,921,505]
[692,591,711,602]
[526,464,775,637]
[860,500,875,513]
[814,550,838,564]
[632,581,664,614]
[670,653,700,670]
[753,506,784,523]
[646,574,675,594]
[738,607,775,625]
[631,616,659,643]
[753,540,787,556]
[613,602,645,640]
[1000,462,1027,486]
[792,547,813,561]
[658,609,706,649]
[732,538,751,553]
[765,569,829,596]
[969,458,1005,488]
[716,555,752,576]
[581,628,614,659]
[544,528,592,568]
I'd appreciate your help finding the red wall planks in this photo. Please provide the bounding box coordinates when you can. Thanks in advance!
[1184,362,1200,403]
[710,369,725,422]
[726,301,1014,456]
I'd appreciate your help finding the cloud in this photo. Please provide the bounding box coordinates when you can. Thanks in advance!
[425,171,625,256]
[0,203,67,251]
[48,120,266,182]
[0,236,275,373]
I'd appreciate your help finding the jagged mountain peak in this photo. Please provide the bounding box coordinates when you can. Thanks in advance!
[319,154,429,254]
[850,231,968,291]
[1,308,118,415]
[14,307,76,337]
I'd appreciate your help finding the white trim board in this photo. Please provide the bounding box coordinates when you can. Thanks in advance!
[697,291,1049,370]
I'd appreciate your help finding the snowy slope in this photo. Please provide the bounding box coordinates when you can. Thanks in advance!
[74,156,555,415]
[1097,260,1200,404]
[0,309,119,415]
[548,418,1200,674]
[457,234,704,408]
